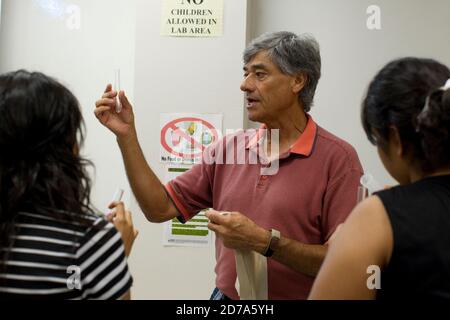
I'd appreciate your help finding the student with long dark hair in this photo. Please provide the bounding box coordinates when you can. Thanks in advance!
[0,70,137,299]
[309,57,450,299]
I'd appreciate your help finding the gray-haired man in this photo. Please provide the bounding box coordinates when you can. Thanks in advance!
[95,31,363,299]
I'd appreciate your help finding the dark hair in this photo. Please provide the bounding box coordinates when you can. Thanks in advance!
[0,70,95,265]
[244,31,322,112]
[362,57,450,172]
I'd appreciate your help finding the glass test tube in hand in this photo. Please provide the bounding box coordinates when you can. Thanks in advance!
[113,69,122,113]
[357,173,382,204]
[357,185,368,204]
[106,188,124,219]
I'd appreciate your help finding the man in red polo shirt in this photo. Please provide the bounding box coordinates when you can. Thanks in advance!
[95,31,363,300]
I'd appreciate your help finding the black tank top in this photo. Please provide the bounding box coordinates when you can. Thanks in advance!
[375,175,450,300]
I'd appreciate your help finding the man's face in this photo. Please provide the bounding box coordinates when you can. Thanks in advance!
[241,50,300,123]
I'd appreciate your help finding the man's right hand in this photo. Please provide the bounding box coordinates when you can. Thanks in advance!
[95,85,180,224]
[94,84,136,140]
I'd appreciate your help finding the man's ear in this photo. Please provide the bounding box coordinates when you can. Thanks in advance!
[388,126,404,157]
[292,73,307,94]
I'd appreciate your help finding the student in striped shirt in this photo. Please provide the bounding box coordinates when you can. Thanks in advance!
[0,70,138,299]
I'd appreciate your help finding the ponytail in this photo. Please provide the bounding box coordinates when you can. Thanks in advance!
[362,58,450,173]
[417,79,450,171]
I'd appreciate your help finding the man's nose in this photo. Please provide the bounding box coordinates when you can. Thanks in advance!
[240,75,253,92]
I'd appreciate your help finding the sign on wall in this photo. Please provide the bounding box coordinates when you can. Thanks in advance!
[162,165,212,247]
[160,113,222,165]
[161,0,224,37]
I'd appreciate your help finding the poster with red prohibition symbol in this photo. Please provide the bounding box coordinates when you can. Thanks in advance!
[160,113,223,164]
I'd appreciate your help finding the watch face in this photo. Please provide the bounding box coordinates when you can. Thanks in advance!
[271,229,281,239]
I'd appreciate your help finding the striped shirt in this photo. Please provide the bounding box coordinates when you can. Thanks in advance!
[0,211,133,300]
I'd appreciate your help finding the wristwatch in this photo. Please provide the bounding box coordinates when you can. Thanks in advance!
[264,229,281,257]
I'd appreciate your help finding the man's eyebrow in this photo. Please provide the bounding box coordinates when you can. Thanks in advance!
[243,64,269,72]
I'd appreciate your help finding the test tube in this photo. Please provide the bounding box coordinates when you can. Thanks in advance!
[360,173,382,195]
[106,188,124,219]
[112,188,124,203]
[114,69,122,113]
[357,185,368,204]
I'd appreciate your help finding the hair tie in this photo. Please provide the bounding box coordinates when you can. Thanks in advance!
[443,78,450,91]
[416,78,450,132]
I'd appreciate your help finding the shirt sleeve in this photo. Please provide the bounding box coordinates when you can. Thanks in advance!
[321,146,363,242]
[76,218,133,300]
[165,145,217,223]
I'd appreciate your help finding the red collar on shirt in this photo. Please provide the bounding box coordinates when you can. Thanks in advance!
[245,114,318,157]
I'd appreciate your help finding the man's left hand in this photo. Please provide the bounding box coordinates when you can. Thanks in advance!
[205,210,270,253]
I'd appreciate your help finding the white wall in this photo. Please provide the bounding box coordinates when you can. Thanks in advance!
[129,0,248,299]
[246,0,450,186]
[0,0,248,300]
[0,0,137,208]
